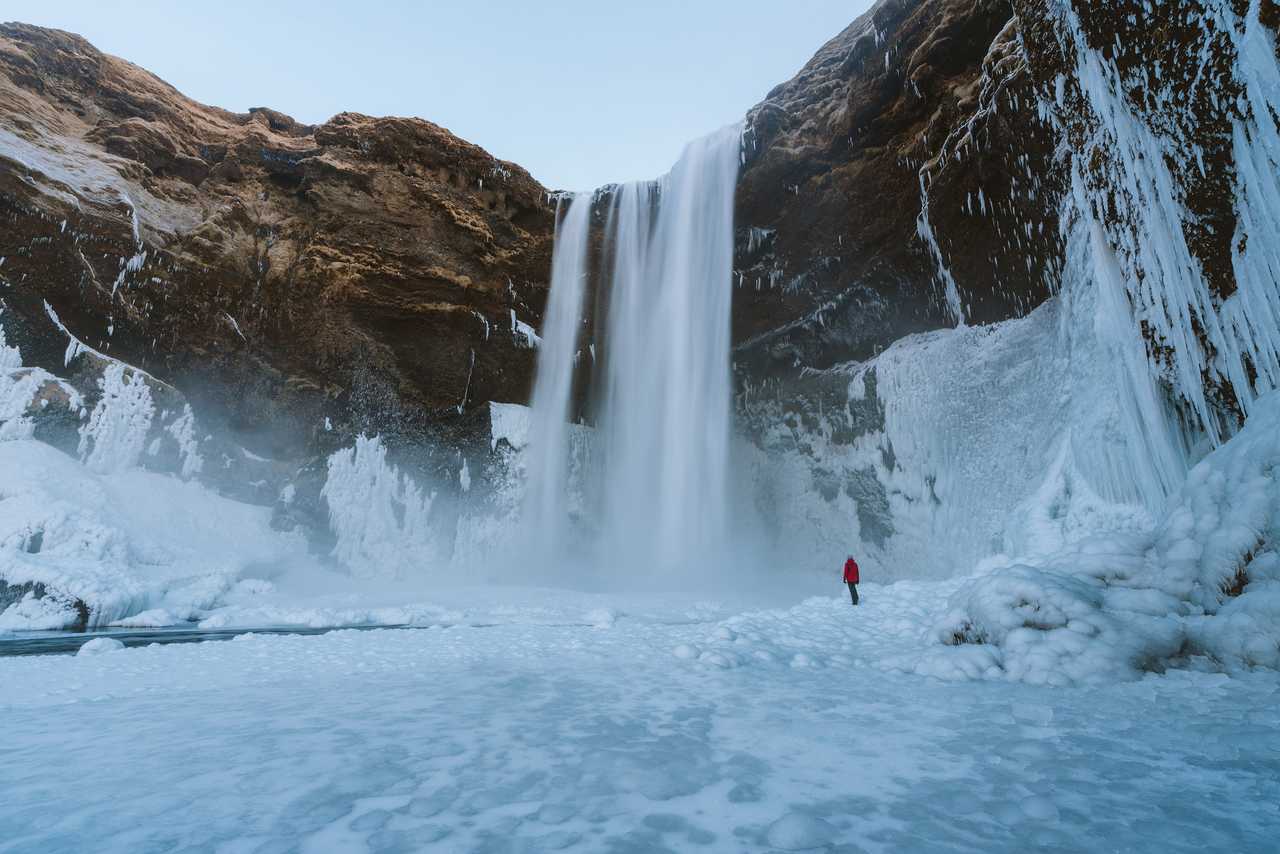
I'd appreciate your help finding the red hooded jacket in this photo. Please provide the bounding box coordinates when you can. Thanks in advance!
[843,558,860,584]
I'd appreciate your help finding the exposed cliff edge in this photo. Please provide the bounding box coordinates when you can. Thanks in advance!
[0,22,554,507]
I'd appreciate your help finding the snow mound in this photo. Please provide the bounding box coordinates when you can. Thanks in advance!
[0,440,307,630]
[930,392,1280,683]
[76,637,124,656]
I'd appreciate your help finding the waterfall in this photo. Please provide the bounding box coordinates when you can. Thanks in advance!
[523,193,592,560]
[525,124,742,575]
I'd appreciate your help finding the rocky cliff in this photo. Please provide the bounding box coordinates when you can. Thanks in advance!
[734,0,1279,434]
[0,22,553,507]
[4,3,1279,573]
[736,0,1280,576]
[734,0,1058,383]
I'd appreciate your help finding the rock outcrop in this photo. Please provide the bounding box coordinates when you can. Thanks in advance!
[734,0,1279,436]
[734,0,1059,384]
[0,22,554,502]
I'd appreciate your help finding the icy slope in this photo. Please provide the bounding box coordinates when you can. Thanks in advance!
[1,314,316,629]
[0,440,308,630]
[747,279,1173,581]
[931,390,1280,683]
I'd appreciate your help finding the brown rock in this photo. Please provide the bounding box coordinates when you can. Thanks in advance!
[0,21,553,481]
[733,0,1059,387]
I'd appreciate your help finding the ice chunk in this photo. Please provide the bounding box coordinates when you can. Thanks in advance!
[76,637,124,656]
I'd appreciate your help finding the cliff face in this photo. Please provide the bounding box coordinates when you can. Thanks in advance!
[734,0,1060,384]
[0,22,553,488]
[733,0,1280,436]
[5,4,1280,573]
[735,0,1280,576]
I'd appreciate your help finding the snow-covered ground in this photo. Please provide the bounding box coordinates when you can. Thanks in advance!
[2,584,1277,853]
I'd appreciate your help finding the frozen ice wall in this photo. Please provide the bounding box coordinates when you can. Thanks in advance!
[322,435,441,579]
[1,313,307,629]
[747,251,1176,584]
[1053,0,1280,440]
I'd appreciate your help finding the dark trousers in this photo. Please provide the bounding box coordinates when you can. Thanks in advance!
[847,582,859,606]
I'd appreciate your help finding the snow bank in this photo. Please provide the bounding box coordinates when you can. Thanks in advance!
[0,440,307,630]
[929,392,1280,683]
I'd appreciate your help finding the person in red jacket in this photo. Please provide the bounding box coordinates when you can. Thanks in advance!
[843,556,860,606]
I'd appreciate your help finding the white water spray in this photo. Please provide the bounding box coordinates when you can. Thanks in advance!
[526,125,742,574]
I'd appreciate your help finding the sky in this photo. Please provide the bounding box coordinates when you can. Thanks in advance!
[4,0,873,190]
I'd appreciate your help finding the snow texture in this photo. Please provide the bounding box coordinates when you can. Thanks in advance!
[929,391,1280,684]
[1,582,1276,852]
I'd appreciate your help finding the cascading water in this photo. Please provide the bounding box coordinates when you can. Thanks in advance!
[525,124,742,575]
[523,193,591,560]
[600,126,741,571]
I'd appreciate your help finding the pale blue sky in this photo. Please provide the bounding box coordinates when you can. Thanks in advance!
[5,1,871,190]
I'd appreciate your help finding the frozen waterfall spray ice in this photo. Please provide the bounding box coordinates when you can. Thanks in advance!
[525,124,742,574]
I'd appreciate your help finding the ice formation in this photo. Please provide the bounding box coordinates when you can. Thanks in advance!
[929,390,1280,683]
[77,362,155,474]
[322,434,441,579]
[0,322,309,629]
[0,440,307,630]
[1051,0,1280,443]
[1,316,81,441]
